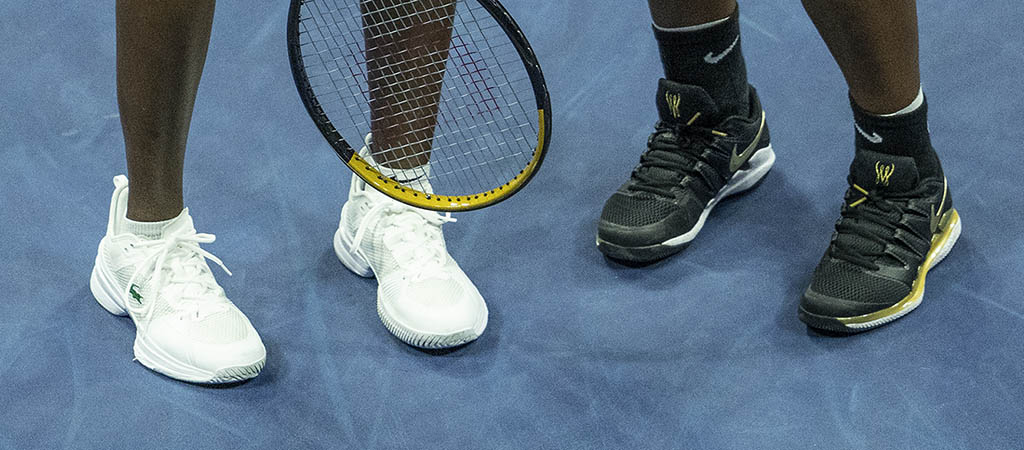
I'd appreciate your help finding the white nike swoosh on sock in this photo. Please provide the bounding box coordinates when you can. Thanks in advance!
[855,123,884,144]
[703,36,740,64]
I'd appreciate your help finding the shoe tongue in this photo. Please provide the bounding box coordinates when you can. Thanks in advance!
[849,150,919,194]
[656,79,721,127]
[162,208,197,236]
[836,150,916,266]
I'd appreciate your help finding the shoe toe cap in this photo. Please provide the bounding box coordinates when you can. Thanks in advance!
[146,312,266,378]
[379,274,488,337]
[598,194,699,246]
[800,288,892,318]
[801,258,913,318]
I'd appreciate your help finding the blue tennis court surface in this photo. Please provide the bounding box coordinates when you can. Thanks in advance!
[1,1,1022,449]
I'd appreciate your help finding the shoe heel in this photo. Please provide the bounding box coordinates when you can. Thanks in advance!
[928,209,962,270]
[333,228,373,277]
[90,262,128,316]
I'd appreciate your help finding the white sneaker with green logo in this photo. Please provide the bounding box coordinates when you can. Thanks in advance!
[90,175,266,383]
[333,143,488,349]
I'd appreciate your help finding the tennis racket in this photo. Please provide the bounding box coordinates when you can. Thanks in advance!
[288,0,551,212]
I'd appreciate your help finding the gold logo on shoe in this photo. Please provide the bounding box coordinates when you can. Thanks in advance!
[666,92,682,119]
[728,114,766,172]
[875,161,895,186]
[930,178,949,234]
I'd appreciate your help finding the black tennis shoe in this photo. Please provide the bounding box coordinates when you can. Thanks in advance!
[596,79,774,263]
[799,148,961,333]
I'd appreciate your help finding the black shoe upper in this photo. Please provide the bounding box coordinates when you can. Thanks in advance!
[802,148,952,317]
[598,79,770,247]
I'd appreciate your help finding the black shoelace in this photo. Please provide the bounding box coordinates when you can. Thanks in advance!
[829,178,931,270]
[629,121,723,199]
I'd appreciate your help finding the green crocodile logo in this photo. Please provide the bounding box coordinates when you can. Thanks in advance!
[129,284,143,304]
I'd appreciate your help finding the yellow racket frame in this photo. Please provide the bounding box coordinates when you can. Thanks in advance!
[348,110,546,212]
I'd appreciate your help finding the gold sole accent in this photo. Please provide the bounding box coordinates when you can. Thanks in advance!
[837,208,961,328]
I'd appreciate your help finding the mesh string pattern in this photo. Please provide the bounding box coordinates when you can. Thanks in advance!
[293,0,539,199]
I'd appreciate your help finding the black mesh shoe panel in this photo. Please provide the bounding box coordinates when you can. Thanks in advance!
[810,260,911,306]
[600,194,676,227]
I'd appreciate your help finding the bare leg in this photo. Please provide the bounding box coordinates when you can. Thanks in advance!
[647,0,735,28]
[117,0,216,221]
[802,0,920,114]
[363,0,456,169]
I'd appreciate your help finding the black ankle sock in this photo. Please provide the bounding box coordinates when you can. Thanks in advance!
[652,7,749,118]
[851,93,942,179]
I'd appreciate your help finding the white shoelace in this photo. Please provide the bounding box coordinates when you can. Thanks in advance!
[351,200,457,282]
[124,231,232,327]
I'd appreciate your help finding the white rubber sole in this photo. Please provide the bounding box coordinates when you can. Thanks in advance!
[333,227,485,349]
[662,144,776,247]
[90,252,264,384]
[377,300,486,349]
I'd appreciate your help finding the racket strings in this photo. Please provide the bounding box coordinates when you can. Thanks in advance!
[303,0,525,157]
[296,0,537,197]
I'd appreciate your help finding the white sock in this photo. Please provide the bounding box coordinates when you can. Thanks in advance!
[370,157,433,194]
[364,134,434,194]
[653,15,731,33]
[124,215,177,239]
[879,87,925,117]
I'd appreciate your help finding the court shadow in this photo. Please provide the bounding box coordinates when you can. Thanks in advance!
[192,379,256,389]
[316,245,353,282]
[599,243,690,269]
[804,327,856,338]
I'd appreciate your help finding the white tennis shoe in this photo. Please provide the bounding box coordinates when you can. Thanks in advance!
[333,148,488,349]
[90,175,266,383]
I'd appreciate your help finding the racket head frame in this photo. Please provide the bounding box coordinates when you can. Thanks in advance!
[287,0,551,212]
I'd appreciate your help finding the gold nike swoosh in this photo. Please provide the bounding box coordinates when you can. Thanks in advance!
[930,177,949,234]
[729,113,766,172]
